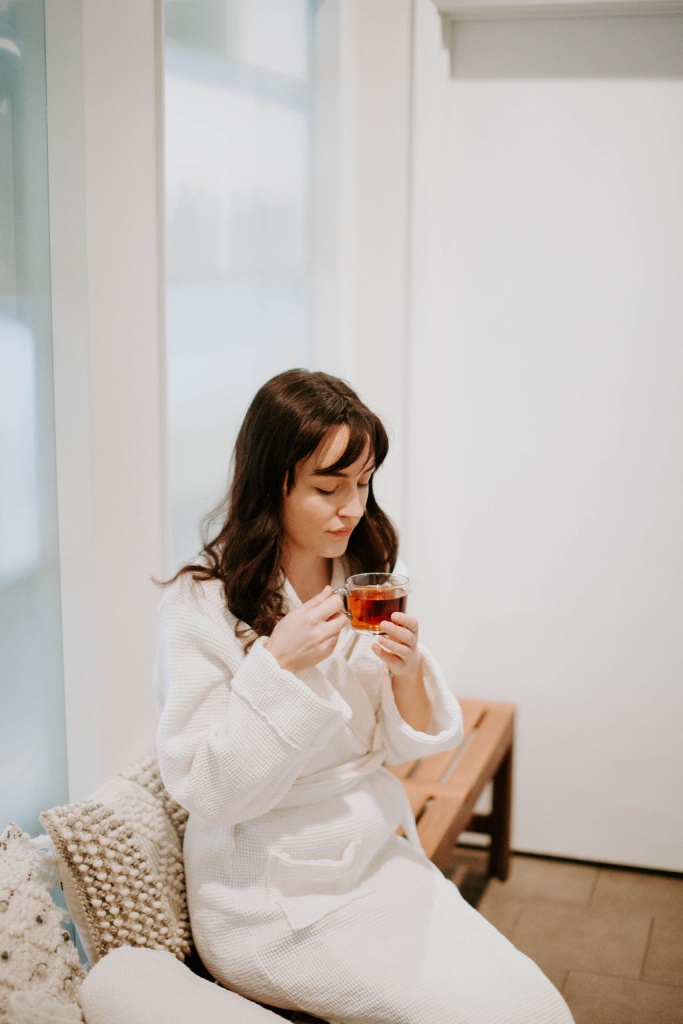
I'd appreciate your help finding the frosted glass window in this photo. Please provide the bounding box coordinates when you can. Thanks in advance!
[165,0,314,566]
[0,1,68,834]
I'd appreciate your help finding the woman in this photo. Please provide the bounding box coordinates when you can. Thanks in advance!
[154,369,574,1024]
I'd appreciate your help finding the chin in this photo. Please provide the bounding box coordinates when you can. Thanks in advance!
[323,537,350,557]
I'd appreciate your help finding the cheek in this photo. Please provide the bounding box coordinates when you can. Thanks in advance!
[294,495,329,531]
[311,496,334,523]
[283,493,307,536]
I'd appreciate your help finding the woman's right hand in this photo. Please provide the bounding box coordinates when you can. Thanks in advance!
[266,586,347,674]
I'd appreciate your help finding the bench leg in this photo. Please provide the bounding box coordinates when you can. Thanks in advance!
[489,744,513,881]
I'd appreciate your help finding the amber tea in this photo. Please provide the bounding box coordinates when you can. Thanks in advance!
[336,573,410,634]
[347,587,407,633]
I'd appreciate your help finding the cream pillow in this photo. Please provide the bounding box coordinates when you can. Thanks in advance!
[0,825,85,1024]
[40,753,191,967]
[79,946,287,1024]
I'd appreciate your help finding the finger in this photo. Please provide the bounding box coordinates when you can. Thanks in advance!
[304,588,343,621]
[371,641,404,665]
[319,609,348,638]
[318,592,344,620]
[390,612,418,633]
[322,630,342,654]
[380,620,415,646]
[372,635,409,660]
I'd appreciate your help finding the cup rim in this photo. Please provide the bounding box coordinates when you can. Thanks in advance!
[344,572,409,589]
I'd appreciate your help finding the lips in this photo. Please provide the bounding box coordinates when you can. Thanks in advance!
[329,528,353,537]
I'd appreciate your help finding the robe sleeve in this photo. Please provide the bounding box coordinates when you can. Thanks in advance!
[155,578,352,826]
[377,643,464,765]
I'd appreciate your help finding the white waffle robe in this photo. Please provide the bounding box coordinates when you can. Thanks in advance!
[154,563,574,1024]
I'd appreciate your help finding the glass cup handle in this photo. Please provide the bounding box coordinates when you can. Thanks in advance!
[332,587,351,619]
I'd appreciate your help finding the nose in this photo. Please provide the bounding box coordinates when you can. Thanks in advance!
[339,491,364,520]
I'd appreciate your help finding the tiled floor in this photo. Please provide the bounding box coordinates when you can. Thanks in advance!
[449,846,683,1024]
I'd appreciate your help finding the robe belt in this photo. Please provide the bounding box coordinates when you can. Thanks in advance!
[272,751,422,851]
[273,751,386,808]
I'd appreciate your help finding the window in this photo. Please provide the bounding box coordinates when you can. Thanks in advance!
[0,0,67,833]
[164,0,315,565]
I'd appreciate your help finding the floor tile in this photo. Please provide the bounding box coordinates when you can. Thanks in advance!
[510,900,652,981]
[538,964,569,995]
[592,867,683,919]
[488,854,598,906]
[643,915,683,988]
[563,971,683,1024]
[477,886,525,939]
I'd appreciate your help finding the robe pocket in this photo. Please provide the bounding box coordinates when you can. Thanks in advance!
[267,839,372,931]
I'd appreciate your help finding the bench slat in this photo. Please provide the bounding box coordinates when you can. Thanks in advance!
[413,795,470,863]
[385,698,490,782]
[441,706,514,802]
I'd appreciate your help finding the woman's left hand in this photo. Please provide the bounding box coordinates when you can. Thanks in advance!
[371,612,422,683]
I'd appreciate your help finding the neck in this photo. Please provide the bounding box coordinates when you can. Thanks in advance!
[283,551,333,604]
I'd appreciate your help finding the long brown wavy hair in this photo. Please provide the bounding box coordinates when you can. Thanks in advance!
[166,369,399,647]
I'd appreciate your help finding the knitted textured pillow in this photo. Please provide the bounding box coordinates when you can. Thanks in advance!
[39,752,191,967]
[0,824,85,1024]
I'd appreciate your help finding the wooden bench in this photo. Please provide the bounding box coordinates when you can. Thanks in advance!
[387,696,515,881]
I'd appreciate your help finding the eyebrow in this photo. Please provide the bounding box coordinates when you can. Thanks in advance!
[312,461,376,478]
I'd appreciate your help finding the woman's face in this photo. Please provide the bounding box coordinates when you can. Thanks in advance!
[282,425,375,568]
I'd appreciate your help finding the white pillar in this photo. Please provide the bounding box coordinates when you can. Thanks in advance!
[46,0,168,793]
[313,0,414,530]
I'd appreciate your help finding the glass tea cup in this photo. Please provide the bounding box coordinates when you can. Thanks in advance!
[334,573,409,634]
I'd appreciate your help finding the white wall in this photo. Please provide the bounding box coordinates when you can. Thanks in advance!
[404,0,453,603]
[313,0,413,527]
[407,9,683,869]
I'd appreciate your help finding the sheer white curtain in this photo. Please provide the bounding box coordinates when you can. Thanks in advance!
[164,0,314,566]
